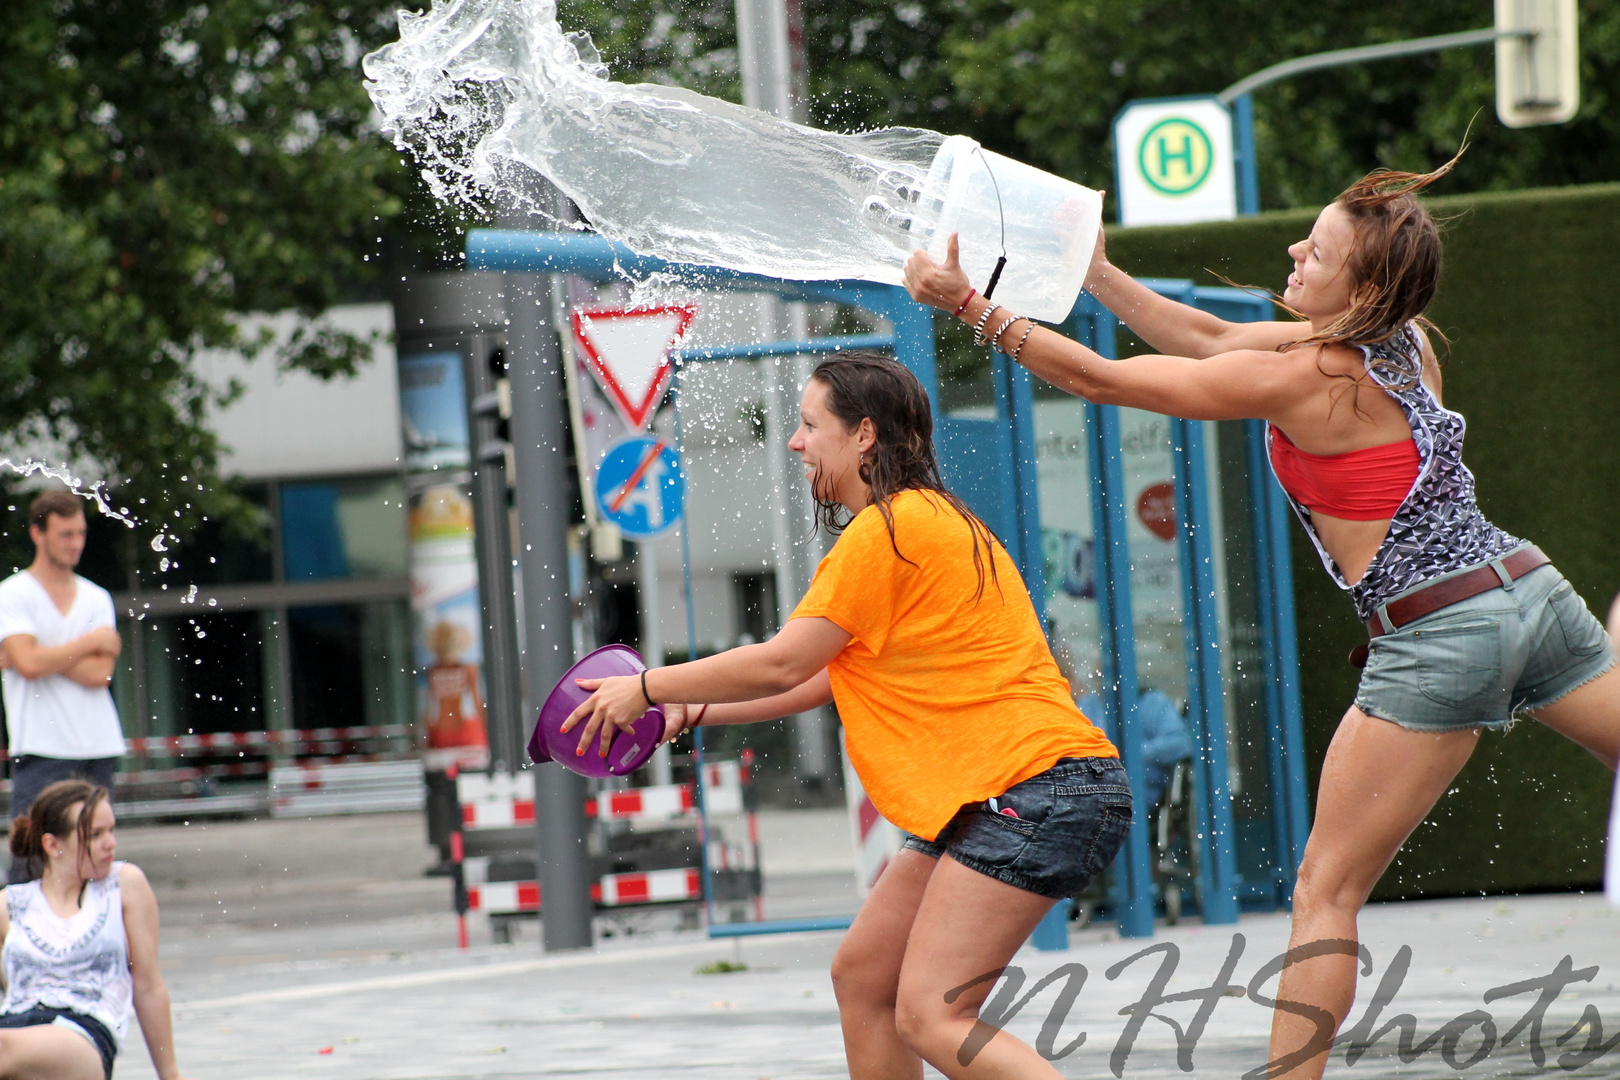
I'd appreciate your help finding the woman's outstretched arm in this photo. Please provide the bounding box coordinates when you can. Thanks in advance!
[123,863,191,1080]
[905,237,1314,423]
[1081,228,1303,357]
[564,617,851,757]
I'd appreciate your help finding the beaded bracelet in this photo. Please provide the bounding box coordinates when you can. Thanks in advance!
[1010,320,1038,362]
[953,288,977,317]
[972,303,1004,347]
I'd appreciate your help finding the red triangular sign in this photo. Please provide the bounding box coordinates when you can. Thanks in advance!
[571,305,697,432]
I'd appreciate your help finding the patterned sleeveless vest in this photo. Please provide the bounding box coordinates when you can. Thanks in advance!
[1271,325,1524,622]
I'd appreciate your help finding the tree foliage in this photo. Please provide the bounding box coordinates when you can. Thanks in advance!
[8,0,1618,558]
[945,0,1620,209]
[0,0,410,546]
[559,0,1620,212]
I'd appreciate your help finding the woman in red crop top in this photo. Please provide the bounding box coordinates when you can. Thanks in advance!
[904,156,1618,1080]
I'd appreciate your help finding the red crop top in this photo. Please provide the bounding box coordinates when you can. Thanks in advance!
[1268,425,1420,520]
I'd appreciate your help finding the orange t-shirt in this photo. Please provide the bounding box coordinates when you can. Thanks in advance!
[790,490,1115,839]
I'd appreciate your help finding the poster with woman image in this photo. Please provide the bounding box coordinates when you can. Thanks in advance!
[399,349,491,770]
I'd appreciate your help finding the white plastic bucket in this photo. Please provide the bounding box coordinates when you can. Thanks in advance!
[917,136,1103,324]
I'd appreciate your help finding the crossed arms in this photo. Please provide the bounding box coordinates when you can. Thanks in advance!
[0,626,121,688]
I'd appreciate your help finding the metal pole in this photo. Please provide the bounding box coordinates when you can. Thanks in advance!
[639,542,674,786]
[1217,27,1515,104]
[507,270,594,951]
[1233,94,1260,216]
[1219,27,1529,219]
[463,335,526,773]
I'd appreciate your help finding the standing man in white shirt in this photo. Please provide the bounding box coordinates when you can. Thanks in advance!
[0,490,126,883]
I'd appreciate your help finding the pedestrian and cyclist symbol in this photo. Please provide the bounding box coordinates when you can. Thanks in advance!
[593,436,684,539]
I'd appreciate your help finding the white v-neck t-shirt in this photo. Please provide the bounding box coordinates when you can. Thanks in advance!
[0,572,124,759]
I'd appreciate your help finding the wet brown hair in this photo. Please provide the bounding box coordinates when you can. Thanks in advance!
[28,490,84,532]
[807,352,1000,600]
[1263,147,1466,417]
[1284,151,1461,354]
[10,780,108,880]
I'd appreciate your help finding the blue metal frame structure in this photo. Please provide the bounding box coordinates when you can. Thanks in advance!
[466,229,1307,941]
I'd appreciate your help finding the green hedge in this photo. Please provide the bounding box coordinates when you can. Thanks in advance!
[1109,183,1620,899]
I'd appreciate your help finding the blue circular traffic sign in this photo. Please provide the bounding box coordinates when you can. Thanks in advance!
[593,436,684,539]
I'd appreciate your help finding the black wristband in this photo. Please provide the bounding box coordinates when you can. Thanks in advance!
[640,670,654,708]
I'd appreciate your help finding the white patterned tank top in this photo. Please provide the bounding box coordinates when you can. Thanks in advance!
[1271,325,1524,622]
[2,861,132,1043]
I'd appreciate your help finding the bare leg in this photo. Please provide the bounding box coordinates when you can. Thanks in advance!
[1265,706,1480,1080]
[833,848,936,1080]
[0,1025,104,1080]
[1528,665,1620,769]
[893,856,1063,1079]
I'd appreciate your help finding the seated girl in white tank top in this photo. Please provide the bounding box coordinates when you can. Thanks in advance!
[0,779,191,1080]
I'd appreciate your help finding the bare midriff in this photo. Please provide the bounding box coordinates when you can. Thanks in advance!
[1308,512,1393,587]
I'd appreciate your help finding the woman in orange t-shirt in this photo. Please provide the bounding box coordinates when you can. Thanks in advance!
[565,352,1128,1079]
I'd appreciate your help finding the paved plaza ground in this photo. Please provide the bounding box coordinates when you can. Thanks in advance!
[94,812,1620,1079]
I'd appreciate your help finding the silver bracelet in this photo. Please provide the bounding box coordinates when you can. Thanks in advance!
[1010,320,1038,362]
[987,314,1022,352]
[972,303,1004,347]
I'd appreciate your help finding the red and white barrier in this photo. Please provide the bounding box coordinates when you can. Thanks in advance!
[457,772,536,829]
[269,759,426,817]
[126,724,415,758]
[468,879,542,914]
[454,757,761,923]
[844,739,903,896]
[595,867,702,906]
[465,868,709,912]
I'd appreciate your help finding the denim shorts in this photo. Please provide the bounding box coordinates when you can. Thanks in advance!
[901,757,1132,899]
[0,1006,116,1078]
[1354,563,1616,733]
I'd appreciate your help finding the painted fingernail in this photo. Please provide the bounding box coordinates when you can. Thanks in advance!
[575,747,584,756]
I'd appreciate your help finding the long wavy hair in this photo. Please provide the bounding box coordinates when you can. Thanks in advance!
[1264,146,1466,417]
[806,352,1000,599]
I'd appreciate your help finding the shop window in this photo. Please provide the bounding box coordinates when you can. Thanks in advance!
[280,476,407,580]
[143,611,265,737]
[288,601,411,730]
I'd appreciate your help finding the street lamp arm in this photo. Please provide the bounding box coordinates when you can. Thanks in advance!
[1218,27,1527,104]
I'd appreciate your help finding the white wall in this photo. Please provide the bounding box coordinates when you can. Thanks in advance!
[194,303,403,480]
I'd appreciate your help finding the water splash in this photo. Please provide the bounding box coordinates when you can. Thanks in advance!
[0,459,136,528]
[363,0,1101,320]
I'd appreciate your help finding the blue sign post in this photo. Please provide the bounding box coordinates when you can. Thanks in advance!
[593,436,684,540]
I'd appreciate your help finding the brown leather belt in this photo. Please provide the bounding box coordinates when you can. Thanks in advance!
[1348,545,1549,668]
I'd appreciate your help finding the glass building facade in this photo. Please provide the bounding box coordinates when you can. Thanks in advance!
[111,475,413,748]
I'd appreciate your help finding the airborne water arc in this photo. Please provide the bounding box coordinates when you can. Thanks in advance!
[363,0,1102,322]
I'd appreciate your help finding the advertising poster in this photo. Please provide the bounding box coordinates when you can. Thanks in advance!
[398,351,490,770]
[1034,400,1187,712]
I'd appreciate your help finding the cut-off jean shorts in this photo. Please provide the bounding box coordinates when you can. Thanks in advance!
[902,756,1132,899]
[1354,563,1616,733]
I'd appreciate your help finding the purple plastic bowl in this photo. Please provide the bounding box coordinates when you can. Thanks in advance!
[530,644,664,778]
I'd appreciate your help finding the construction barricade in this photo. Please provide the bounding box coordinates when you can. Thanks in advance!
[1,724,421,821]
[453,754,762,943]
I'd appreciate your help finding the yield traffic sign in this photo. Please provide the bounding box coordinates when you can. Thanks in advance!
[570,305,697,432]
